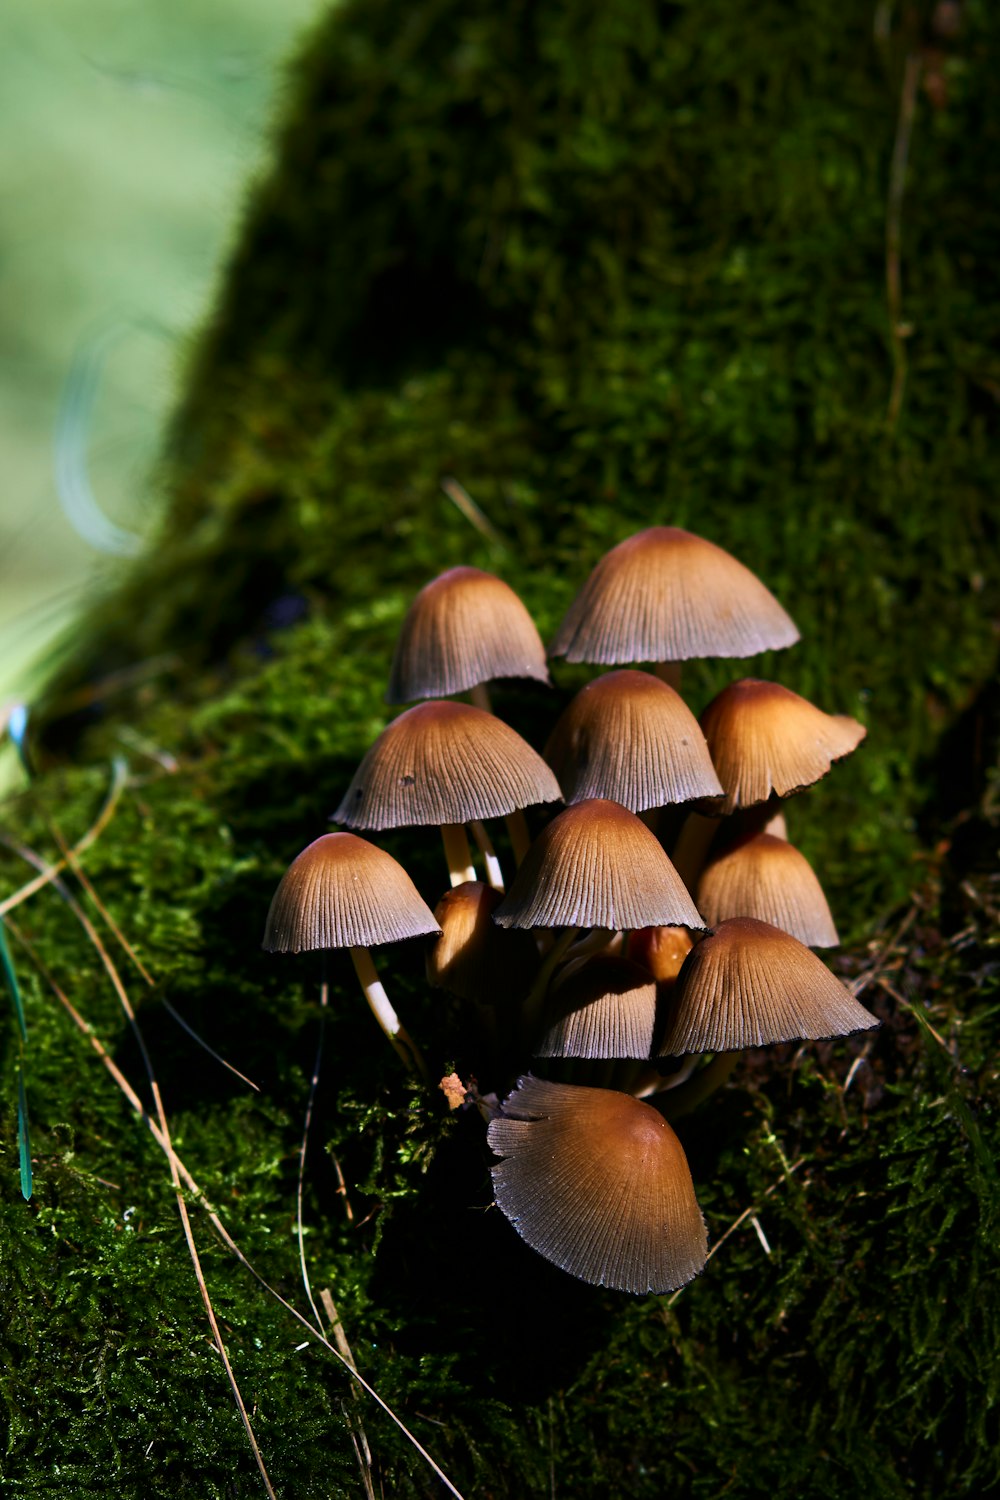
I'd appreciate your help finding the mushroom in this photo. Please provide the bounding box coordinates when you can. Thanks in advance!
[488,1075,707,1293]
[658,917,878,1056]
[543,669,723,812]
[696,832,839,947]
[533,955,657,1060]
[333,699,561,888]
[425,880,537,1008]
[549,526,798,687]
[263,831,441,1075]
[387,566,550,710]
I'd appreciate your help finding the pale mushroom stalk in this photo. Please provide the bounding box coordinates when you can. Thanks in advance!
[520,927,579,1033]
[657,1052,740,1121]
[468,819,504,891]
[671,810,720,892]
[440,823,476,887]
[468,682,492,712]
[349,946,428,1079]
[505,809,532,866]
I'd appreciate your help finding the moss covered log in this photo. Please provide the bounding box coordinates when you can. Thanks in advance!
[4,0,1000,1495]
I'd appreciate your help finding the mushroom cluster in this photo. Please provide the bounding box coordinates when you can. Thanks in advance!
[264,531,877,1295]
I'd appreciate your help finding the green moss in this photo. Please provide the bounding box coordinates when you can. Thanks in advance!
[6,0,1000,1494]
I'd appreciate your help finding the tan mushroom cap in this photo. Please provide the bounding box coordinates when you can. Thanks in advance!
[658,917,878,1055]
[334,700,562,829]
[544,670,723,811]
[263,832,441,952]
[387,566,550,704]
[697,833,839,947]
[488,1076,707,1294]
[629,925,694,986]
[535,955,658,1058]
[549,526,799,665]
[426,880,538,1005]
[493,798,705,932]
[700,679,866,815]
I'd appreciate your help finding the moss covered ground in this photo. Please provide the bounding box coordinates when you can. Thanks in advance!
[3,0,999,1494]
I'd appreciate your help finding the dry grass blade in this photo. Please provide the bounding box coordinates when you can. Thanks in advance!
[6,871,467,1498]
[440,476,507,549]
[0,757,128,917]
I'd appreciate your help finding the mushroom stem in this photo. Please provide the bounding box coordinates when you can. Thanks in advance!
[505,809,532,866]
[469,820,504,892]
[468,682,493,713]
[671,810,719,892]
[653,661,683,691]
[657,1051,739,1122]
[440,823,476,887]
[521,927,579,1036]
[349,946,428,1079]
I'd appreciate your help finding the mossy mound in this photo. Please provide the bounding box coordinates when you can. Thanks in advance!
[5,0,1000,1495]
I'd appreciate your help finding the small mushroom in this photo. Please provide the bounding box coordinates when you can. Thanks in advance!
[543,669,722,812]
[387,566,550,707]
[534,955,658,1060]
[696,832,839,947]
[263,832,441,1075]
[549,526,799,684]
[488,1075,708,1293]
[658,917,878,1056]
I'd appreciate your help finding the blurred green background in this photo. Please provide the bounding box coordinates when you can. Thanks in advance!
[0,0,320,704]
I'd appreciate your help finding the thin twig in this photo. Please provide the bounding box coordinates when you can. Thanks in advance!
[440,476,507,549]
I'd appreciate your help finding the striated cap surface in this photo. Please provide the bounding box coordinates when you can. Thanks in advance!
[388,566,550,703]
[550,527,799,665]
[658,917,878,1054]
[489,1076,707,1294]
[263,832,440,952]
[700,678,866,814]
[535,955,657,1059]
[544,669,723,810]
[493,797,704,932]
[697,833,839,947]
[334,700,561,829]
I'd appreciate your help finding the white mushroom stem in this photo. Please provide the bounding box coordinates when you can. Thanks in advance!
[653,661,683,691]
[671,810,720,892]
[468,682,493,713]
[520,926,579,1035]
[505,809,532,866]
[657,1051,740,1121]
[349,946,427,1079]
[469,819,504,892]
[440,823,476,887]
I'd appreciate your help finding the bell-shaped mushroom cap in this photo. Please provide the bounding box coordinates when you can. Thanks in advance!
[263,832,441,953]
[493,798,705,932]
[697,833,839,947]
[544,670,723,811]
[699,679,866,814]
[629,925,694,985]
[488,1076,707,1294]
[549,526,799,665]
[334,700,562,830]
[535,955,657,1058]
[387,567,550,703]
[658,917,878,1055]
[426,880,538,1005]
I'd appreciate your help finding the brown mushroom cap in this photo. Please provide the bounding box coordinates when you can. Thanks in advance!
[697,833,839,947]
[658,917,878,1055]
[629,925,694,986]
[493,798,705,932]
[700,679,866,814]
[549,526,799,665]
[334,700,562,829]
[426,880,538,1005]
[544,670,723,811]
[263,832,441,952]
[488,1076,707,1293]
[387,566,550,704]
[535,955,658,1058]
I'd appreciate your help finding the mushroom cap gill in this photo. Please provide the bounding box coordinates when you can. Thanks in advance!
[263,832,441,953]
[387,566,550,704]
[493,797,705,932]
[549,526,799,665]
[334,699,562,829]
[489,1075,707,1294]
[544,669,723,811]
